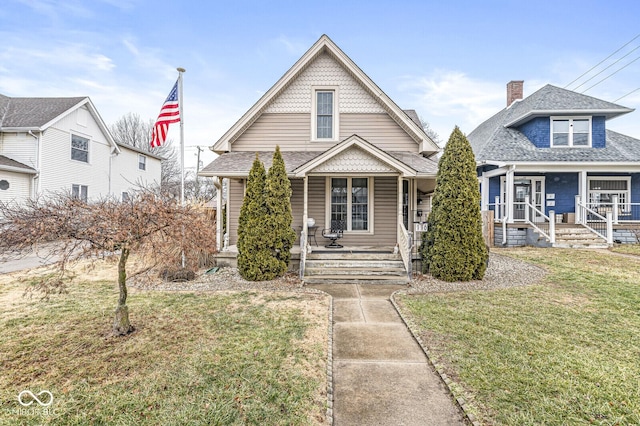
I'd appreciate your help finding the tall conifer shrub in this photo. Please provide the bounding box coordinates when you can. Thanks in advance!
[421,126,488,281]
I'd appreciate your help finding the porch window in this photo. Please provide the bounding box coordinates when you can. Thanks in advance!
[329,177,370,232]
[588,177,630,211]
[551,117,591,147]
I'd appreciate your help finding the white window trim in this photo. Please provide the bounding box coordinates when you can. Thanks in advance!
[138,154,147,171]
[500,176,546,222]
[311,86,339,142]
[587,176,631,210]
[70,133,90,164]
[550,116,592,148]
[72,184,88,202]
[325,176,374,234]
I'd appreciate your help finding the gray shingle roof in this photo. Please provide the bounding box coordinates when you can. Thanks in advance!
[0,155,37,173]
[0,94,87,129]
[468,84,640,163]
[200,150,438,176]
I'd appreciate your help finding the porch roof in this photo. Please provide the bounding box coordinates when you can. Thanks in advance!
[0,155,37,174]
[199,150,438,177]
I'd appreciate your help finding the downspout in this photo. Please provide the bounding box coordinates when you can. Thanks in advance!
[108,148,118,195]
[28,130,41,198]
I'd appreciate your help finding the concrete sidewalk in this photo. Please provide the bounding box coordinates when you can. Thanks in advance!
[309,284,465,426]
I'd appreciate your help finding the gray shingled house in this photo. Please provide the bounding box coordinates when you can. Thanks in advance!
[0,94,161,205]
[199,35,440,283]
[470,81,640,248]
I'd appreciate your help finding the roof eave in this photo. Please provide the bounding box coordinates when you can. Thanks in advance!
[504,108,634,128]
[0,165,38,174]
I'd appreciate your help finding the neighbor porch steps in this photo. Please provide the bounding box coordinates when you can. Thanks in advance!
[302,251,409,284]
[552,226,609,249]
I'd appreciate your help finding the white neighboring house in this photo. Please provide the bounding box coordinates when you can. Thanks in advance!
[0,94,161,205]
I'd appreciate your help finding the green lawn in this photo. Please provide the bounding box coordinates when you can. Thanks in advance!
[612,243,640,256]
[396,248,640,425]
[0,264,329,425]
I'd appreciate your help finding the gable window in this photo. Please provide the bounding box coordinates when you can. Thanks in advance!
[312,87,338,141]
[72,184,88,202]
[138,154,147,171]
[551,117,591,147]
[588,177,630,212]
[71,135,89,162]
[328,177,370,232]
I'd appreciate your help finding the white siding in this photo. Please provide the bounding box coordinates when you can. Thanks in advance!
[110,149,162,198]
[0,171,31,205]
[0,132,38,167]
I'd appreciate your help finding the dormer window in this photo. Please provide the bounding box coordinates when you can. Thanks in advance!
[312,87,338,141]
[551,117,591,147]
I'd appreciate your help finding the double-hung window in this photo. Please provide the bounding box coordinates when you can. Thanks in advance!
[71,135,89,162]
[329,177,370,232]
[72,184,88,202]
[313,88,338,140]
[138,154,147,171]
[551,117,590,147]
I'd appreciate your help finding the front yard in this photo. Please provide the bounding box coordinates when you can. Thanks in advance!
[0,261,329,425]
[397,248,640,425]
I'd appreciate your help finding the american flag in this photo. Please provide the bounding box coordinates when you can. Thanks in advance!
[150,80,180,148]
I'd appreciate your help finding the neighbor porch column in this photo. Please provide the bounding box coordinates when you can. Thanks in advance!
[303,176,308,227]
[506,166,515,224]
[215,176,223,251]
[397,175,403,240]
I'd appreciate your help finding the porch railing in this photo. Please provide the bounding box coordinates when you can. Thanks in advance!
[576,196,613,244]
[398,222,412,280]
[586,196,640,223]
[525,201,555,244]
[488,200,509,245]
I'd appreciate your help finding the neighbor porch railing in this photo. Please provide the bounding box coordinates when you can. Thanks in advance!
[575,196,613,245]
[398,222,412,280]
[524,201,555,244]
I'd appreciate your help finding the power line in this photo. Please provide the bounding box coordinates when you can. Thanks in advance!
[581,55,640,93]
[572,44,640,90]
[613,87,640,103]
[564,33,640,89]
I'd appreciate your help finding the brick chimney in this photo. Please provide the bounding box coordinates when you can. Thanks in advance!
[506,80,524,107]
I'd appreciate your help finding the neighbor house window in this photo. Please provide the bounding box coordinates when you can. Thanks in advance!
[328,177,370,232]
[72,184,88,202]
[551,117,591,147]
[71,135,89,162]
[312,87,338,140]
[122,191,129,202]
[138,154,146,171]
[588,177,630,211]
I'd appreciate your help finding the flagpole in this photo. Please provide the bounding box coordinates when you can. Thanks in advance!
[177,67,186,206]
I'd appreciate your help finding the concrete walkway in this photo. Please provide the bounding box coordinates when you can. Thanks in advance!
[309,283,465,426]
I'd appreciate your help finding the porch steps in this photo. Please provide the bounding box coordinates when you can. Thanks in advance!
[303,251,409,284]
[552,227,609,249]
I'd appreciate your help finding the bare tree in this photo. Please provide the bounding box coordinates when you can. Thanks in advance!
[420,116,443,147]
[0,191,217,335]
[110,113,181,189]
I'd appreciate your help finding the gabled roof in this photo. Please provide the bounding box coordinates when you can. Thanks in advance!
[0,94,121,154]
[211,35,438,155]
[0,155,37,174]
[468,84,639,163]
[200,135,438,178]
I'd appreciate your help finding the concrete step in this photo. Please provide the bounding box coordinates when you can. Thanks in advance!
[305,267,406,276]
[302,275,410,285]
[305,260,404,269]
[555,233,606,241]
[306,252,401,261]
[553,242,610,249]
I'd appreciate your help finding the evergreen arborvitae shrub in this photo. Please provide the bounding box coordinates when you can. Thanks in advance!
[265,146,296,277]
[237,154,277,281]
[421,126,488,281]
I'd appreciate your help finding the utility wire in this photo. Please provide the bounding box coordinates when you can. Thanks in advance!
[572,44,640,90]
[581,55,640,93]
[564,33,640,89]
[613,87,640,103]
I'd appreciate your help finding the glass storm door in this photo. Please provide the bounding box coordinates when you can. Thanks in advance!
[513,180,530,221]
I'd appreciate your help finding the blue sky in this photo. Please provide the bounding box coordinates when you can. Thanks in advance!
[2,0,639,170]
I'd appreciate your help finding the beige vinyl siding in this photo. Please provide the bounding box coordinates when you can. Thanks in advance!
[232,113,418,152]
[290,179,304,245]
[0,170,32,205]
[228,178,244,246]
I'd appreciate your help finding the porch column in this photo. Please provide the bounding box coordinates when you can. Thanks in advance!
[506,166,515,224]
[215,176,223,251]
[481,172,489,211]
[579,171,587,205]
[397,175,403,239]
[303,176,309,229]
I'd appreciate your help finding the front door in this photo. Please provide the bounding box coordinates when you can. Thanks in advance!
[513,180,530,221]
